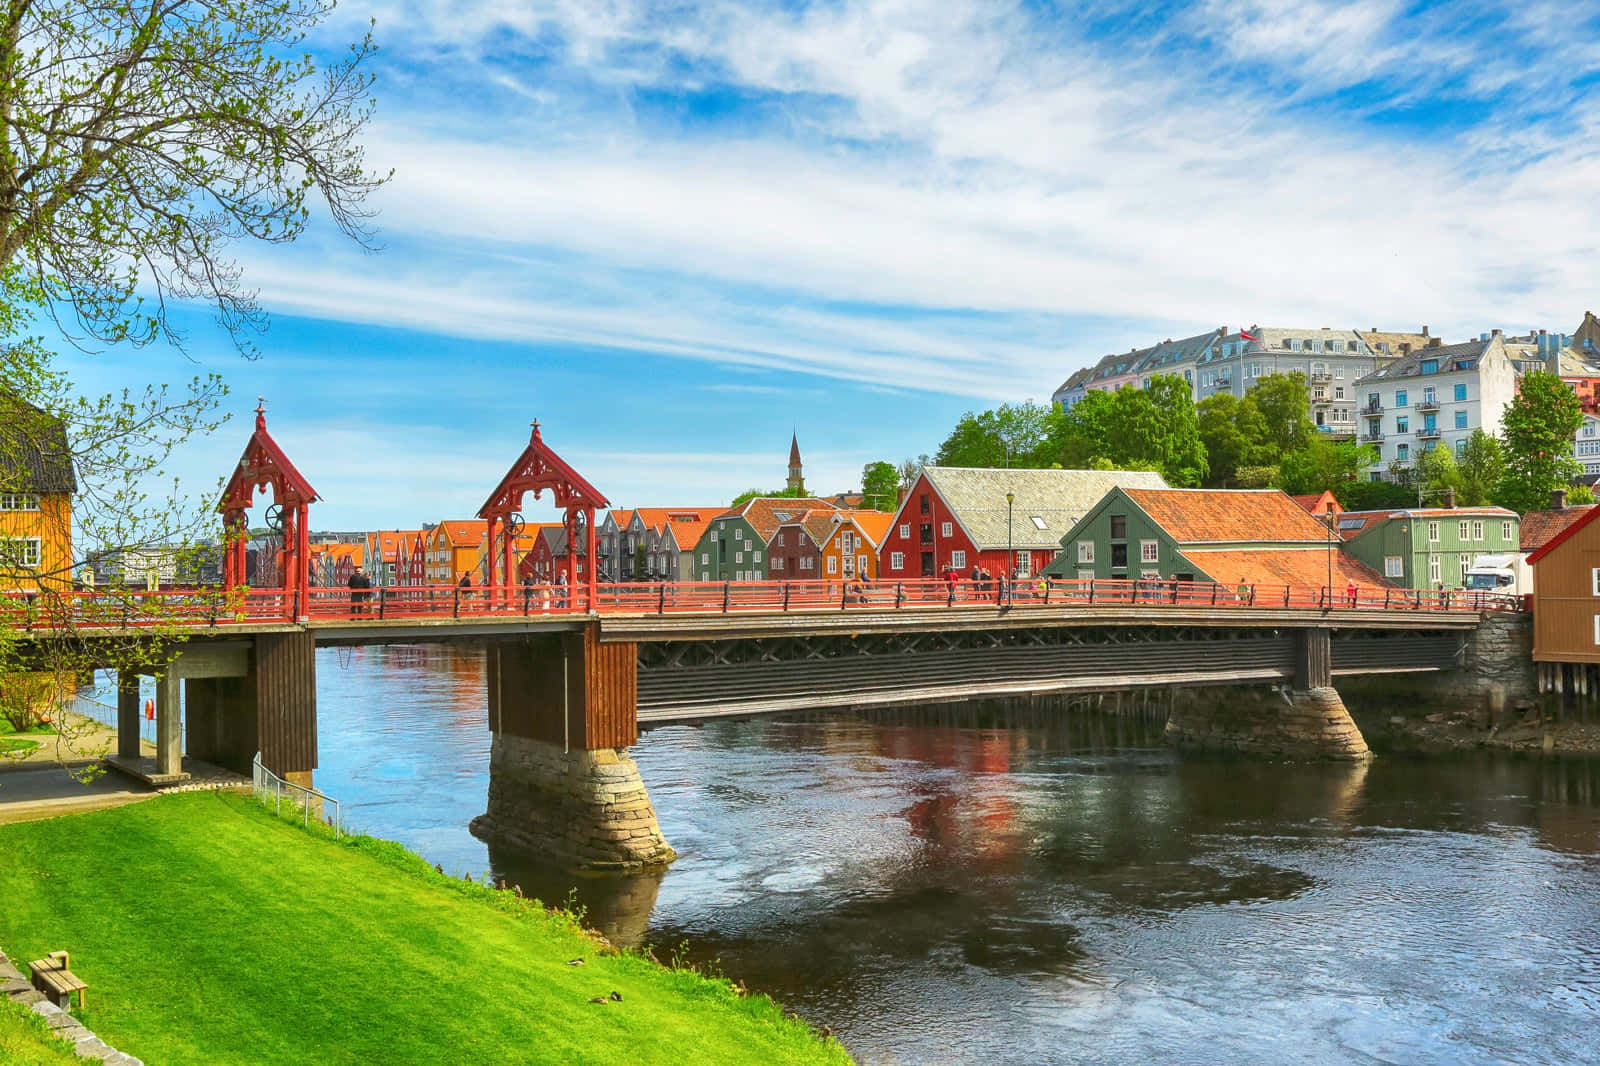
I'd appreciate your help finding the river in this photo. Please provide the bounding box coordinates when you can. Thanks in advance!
[312,644,1600,1065]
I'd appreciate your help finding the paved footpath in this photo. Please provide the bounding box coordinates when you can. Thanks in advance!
[0,767,157,824]
[1,947,143,1064]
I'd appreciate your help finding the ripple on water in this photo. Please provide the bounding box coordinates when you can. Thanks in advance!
[305,648,1600,1066]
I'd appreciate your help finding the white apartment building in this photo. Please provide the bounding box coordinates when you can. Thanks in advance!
[1354,332,1519,481]
[1575,413,1600,476]
[1193,327,1391,439]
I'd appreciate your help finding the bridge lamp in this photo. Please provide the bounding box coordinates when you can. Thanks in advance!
[1006,492,1015,578]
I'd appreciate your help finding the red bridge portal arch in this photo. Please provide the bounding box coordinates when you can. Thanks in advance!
[479,420,609,606]
[220,402,320,619]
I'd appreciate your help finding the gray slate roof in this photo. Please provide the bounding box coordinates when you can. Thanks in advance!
[0,397,76,493]
[1356,336,1500,383]
[920,466,1170,550]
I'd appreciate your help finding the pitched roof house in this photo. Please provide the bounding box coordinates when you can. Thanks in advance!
[0,397,76,592]
[695,497,838,581]
[1043,487,1388,590]
[879,467,1170,581]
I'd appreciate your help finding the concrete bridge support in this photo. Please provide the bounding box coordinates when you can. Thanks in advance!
[1165,629,1372,760]
[471,625,675,872]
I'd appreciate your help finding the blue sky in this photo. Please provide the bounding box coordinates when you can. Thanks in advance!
[56,0,1600,530]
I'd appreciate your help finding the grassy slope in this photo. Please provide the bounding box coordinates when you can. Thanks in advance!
[0,793,851,1066]
[0,998,94,1065]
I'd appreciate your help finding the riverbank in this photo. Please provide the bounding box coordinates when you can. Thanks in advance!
[1356,706,1600,755]
[0,792,851,1066]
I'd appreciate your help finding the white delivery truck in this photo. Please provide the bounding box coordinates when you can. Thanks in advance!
[1463,552,1531,596]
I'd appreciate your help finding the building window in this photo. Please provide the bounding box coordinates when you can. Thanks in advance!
[890,552,904,570]
[1502,521,1513,541]
[1455,410,1468,429]
[1110,514,1127,539]
[1077,569,1094,581]
[951,550,966,569]
[1428,522,1440,542]
[1397,416,1409,433]
[1593,567,1600,596]
[1595,614,1600,645]
[1421,359,1439,374]
[700,553,709,565]
[1455,439,1467,457]
[1459,520,1469,539]
[3,537,42,568]
[735,551,743,563]
[776,532,785,546]
[1429,556,1441,584]
[1396,390,1408,407]
[941,521,953,537]
[1029,515,1047,530]
[826,555,838,574]
[1111,543,1128,569]
[1397,444,1410,460]
[1460,556,1471,582]
[1455,383,1468,401]
[1336,366,1345,378]
[1140,540,1158,563]
[753,551,762,563]
[899,524,910,539]
[1472,521,1483,541]
[1077,541,1094,564]
[920,495,930,514]
[0,493,40,511]
[772,557,784,571]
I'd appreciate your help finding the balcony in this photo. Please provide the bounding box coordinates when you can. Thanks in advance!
[1318,423,1356,441]
[1309,369,1333,383]
[1360,430,1385,443]
[1416,398,1440,413]
[1362,401,1383,415]
[1311,391,1333,405]
[1415,426,1443,440]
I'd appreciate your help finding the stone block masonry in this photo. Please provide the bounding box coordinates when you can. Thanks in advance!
[0,946,144,1064]
[1165,685,1372,760]
[471,734,676,872]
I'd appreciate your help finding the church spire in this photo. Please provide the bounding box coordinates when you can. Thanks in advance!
[786,432,804,494]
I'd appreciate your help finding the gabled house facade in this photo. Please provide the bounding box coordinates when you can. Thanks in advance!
[652,516,714,582]
[1042,487,1388,591]
[363,530,415,587]
[766,511,829,580]
[424,520,488,586]
[694,497,837,581]
[1353,333,1519,481]
[878,467,1170,581]
[596,510,635,583]
[1336,507,1519,590]
[524,524,589,584]
[1526,499,1600,665]
[819,510,895,580]
[628,508,719,582]
[0,398,76,593]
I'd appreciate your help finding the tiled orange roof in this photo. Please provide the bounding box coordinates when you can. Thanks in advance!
[1180,548,1390,589]
[1521,506,1596,553]
[723,497,839,538]
[845,510,896,548]
[661,517,714,550]
[1125,489,1335,543]
[437,520,488,546]
[633,507,721,533]
[800,510,837,545]
[368,530,419,561]
[1290,491,1342,516]
[608,510,635,530]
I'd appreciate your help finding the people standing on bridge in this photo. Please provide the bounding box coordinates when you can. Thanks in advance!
[556,569,569,610]
[1236,576,1251,603]
[348,565,372,616]
[458,572,473,604]
[1346,578,1358,607]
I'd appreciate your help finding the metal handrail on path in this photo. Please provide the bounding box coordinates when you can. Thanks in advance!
[251,752,343,831]
[4,576,1525,632]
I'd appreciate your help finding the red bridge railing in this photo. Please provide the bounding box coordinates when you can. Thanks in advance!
[1,577,1524,632]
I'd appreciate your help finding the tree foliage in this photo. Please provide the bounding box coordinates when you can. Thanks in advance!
[1413,445,1464,503]
[1049,377,1207,485]
[1197,392,1272,486]
[860,461,899,511]
[0,0,388,353]
[1275,438,1377,497]
[1497,370,1585,513]
[934,402,1056,468]
[1457,430,1506,507]
[1248,372,1315,456]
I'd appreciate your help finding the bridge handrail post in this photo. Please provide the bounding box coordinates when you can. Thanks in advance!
[378,586,386,620]
[658,583,666,615]
[453,585,461,619]
[722,581,730,613]
[1088,579,1095,604]
[1211,583,1219,606]
[1384,588,1391,610]
[783,582,790,612]
[896,582,905,607]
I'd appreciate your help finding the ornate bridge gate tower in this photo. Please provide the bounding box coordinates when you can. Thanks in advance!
[470,421,674,871]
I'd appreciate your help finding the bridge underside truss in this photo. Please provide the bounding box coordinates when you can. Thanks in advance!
[635,626,1463,725]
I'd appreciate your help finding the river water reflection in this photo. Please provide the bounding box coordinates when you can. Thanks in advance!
[316,645,1600,1065]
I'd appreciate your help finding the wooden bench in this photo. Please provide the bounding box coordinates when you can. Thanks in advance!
[29,951,87,1010]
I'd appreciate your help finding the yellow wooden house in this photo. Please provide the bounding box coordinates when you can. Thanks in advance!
[0,398,76,594]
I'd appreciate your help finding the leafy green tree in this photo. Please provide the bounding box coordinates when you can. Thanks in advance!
[1197,393,1271,486]
[1275,438,1377,496]
[1413,445,1464,503]
[1569,484,1597,506]
[1248,373,1315,457]
[1338,477,1415,511]
[1457,430,1506,506]
[861,462,899,511]
[0,0,387,353]
[1052,390,1113,468]
[729,487,808,507]
[1497,370,1585,513]
[935,402,1057,468]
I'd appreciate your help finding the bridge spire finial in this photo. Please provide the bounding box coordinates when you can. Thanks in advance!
[255,397,267,431]
[530,418,542,444]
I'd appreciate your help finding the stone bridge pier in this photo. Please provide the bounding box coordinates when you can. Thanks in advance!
[1164,629,1372,760]
[469,625,675,872]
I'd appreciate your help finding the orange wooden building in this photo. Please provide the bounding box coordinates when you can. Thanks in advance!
[1527,501,1600,666]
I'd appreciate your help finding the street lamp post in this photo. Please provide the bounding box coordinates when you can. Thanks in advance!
[1006,492,1015,593]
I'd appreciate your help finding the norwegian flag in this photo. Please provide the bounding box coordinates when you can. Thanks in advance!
[1239,329,1259,343]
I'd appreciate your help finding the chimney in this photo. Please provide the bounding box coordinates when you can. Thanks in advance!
[1553,488,1569,510]
[1370,326,1377,333]
[1492,328,1502,337]
[1428,337,1443,348]
[1441,488,1457,509]
[1421,326,1429,336]
[897,485,909,507]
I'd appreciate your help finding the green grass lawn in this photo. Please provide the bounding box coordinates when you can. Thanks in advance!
[0,719,49,754]
[0,997,93,1065]
[0,793,853,1066]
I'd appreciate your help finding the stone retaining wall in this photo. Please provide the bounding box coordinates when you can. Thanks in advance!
[470,735,676,872]
[0,947,143,1064]
[1165,685,1372,760]
[1339,613,1538,726]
